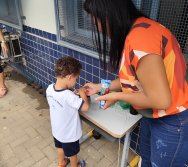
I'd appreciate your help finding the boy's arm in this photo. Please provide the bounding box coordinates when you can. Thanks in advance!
[78,87,90,112]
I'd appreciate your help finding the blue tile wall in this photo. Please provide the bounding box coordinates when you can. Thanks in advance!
[131,124,140,153]
[23,25,57,42]
[0,23,118,90]
[0,23,140,155]
[120,123,140,154]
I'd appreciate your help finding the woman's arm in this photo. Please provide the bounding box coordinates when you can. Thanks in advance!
[96,54,172,110]
[109,78,122,91]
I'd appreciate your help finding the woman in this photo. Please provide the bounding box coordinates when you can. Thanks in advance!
[0,28,8,97]
[83,0,188,166]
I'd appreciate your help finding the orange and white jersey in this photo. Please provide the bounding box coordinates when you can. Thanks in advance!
[119,17,188,118]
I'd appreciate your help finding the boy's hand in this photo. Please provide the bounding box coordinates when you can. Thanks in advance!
[74,89,79,95]
[74,87,87,96]
[78,87,87,96]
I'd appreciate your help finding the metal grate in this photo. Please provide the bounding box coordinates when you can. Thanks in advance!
[57,0,94,51]
[60,33,96,51]
[77,0,92,31]
[0,33,23,64]
[57,0,188,61]
[138,0,188,61]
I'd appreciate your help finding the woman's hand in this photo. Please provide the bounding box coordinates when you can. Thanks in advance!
[83,82,101,96]
[95,92,119,109]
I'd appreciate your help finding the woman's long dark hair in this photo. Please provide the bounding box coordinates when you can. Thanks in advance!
[84,0,144,71]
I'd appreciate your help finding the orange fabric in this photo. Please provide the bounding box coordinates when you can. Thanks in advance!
[119,17,188,118]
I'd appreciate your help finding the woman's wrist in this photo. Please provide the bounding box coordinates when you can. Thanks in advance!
[115,92,124,101]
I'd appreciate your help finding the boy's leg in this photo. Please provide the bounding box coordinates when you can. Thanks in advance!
[69,155,79,167]
[57,148,66,166]
[62,140,85,167]
[54,137,70,167]
[69,155,85,167]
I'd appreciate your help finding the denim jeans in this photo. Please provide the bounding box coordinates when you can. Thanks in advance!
[140,109,188,167]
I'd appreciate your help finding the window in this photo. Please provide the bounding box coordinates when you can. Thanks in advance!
[134,0,188,62]
[56,0,188,61]
[0,0,23,30]
[56,0,97,57]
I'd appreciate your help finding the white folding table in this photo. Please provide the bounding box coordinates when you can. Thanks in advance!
[80,94,142,167]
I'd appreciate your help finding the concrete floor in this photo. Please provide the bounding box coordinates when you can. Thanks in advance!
[0,66,136,167]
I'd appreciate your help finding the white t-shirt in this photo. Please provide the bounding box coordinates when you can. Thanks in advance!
[46,84,83,143]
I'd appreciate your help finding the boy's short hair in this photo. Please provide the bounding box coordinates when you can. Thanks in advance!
[55,56,82,77]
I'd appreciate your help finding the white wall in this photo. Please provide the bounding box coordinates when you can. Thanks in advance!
[21,0,57,34]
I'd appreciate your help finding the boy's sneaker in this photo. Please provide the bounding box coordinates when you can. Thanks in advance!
[78,160,86,167]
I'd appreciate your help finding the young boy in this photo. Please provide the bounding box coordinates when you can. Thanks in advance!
[46,56,90,167]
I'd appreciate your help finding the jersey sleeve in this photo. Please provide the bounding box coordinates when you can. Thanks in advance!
[66,90,84,111]
[127,28,162,70]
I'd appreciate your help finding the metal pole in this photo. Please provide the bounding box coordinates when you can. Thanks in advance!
[120,131,131,167]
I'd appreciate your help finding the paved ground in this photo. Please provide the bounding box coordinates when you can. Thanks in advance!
[0,66,136,167]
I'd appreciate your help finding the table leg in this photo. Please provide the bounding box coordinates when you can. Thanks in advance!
[120,130,131,167]
[79,130,93,144]
[80,119,94,144]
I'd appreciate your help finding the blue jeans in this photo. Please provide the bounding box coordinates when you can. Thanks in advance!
[140,109,188,167]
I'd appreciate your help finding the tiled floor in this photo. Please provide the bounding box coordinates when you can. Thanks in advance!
[0,66,136,167]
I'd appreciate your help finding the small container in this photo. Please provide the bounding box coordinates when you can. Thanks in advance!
[130,105,138,115]
[100,79,111,107]
[118,101,130,109]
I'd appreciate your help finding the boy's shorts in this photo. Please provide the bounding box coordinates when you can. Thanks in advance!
[53,137,80,157]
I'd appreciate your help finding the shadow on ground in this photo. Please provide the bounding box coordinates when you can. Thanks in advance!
[6,66,48,110]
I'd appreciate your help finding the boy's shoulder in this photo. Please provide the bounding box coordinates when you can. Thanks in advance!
[46,84,54,92]
[65,89,78,97]
[63,90,81,101]
[47,83,54,88]
[46,85,79,98]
